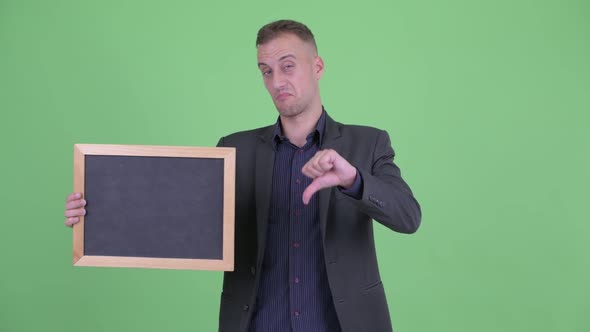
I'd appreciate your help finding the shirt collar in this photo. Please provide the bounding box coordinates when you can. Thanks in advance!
[272,107,327,151]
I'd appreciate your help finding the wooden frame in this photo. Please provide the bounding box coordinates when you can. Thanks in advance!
[73,144,235,271]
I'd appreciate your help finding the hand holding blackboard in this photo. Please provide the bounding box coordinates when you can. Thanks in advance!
[64,192,86,227]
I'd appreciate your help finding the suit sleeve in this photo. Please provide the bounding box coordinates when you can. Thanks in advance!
[346,130,422,234]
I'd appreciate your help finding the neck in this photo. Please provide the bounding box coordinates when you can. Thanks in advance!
[280,103,323,147]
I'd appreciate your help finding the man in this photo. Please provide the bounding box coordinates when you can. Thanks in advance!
[64,20,421,332]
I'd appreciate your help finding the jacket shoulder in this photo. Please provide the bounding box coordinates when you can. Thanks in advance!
[335,121,389,141]
[218,124,273,147]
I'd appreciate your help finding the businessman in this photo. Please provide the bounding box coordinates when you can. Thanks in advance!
[65,20,421,332]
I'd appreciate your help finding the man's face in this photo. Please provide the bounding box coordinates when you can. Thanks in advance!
[257,33,324,118]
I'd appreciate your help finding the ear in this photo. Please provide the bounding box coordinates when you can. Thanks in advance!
[314,56,325,80]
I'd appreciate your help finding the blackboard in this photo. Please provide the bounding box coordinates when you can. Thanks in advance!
[72,144,235,271]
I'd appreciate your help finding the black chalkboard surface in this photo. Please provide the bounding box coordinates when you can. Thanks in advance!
[72,144,235,271]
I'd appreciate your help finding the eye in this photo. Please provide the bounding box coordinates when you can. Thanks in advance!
[262,69,272,76]
[283,64,294,71]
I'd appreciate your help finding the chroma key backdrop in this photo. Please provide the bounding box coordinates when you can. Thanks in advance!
[0,0,588,331]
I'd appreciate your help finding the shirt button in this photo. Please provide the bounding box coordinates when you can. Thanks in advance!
[243,305,249,311]
[250,266,256,276]
[293,242,300,248]
[298,150,303,154]
[295,178,301,184]
[294,277,300,284]
[294,311,300,316]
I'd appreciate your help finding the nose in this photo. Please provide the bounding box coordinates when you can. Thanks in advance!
[271,70,288,91]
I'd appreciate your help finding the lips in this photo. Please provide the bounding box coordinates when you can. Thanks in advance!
[276,92,292,101]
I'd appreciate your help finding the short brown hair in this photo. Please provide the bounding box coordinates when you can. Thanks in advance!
[256,19,317,52]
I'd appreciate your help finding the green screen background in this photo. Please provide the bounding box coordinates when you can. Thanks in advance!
[1,0,588,331]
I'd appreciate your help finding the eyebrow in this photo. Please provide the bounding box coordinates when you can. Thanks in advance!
[258,54,296,67]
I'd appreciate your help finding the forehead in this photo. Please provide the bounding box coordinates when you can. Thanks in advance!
[257,33,313,63]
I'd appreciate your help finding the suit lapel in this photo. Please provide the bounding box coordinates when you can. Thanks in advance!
[318,114,342,241]
[255,126,275,263]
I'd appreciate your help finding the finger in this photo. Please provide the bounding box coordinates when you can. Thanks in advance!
[305,156,328,177]
[313,156,333,174]
[303,164,324,178]
[65,199,86,210]
[65,208,86,218]
[317,153,334,172]
[314,150,335,171]
[301,162,317,178]
[64,217,80,227]
[302,178,324,205]
[303,150,334,178]
[301,165,312,178]
[311,150,327,165]
[66,192,83,202]
[306,150,325,168]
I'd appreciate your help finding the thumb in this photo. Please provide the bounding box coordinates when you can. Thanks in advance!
[302,178,325,205]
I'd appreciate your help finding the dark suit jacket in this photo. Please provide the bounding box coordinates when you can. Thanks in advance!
[217,113,421,332]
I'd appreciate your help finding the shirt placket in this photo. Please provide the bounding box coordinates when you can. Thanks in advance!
[289,143,308,329]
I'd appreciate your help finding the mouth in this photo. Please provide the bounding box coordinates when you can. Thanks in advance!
[275,92,292,101]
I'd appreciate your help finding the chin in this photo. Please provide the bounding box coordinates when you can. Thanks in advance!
[275,102,305,118]
[277,107,304,118]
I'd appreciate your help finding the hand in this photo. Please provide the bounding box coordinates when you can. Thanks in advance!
[64,192,86,227]
[301,149,357,205]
